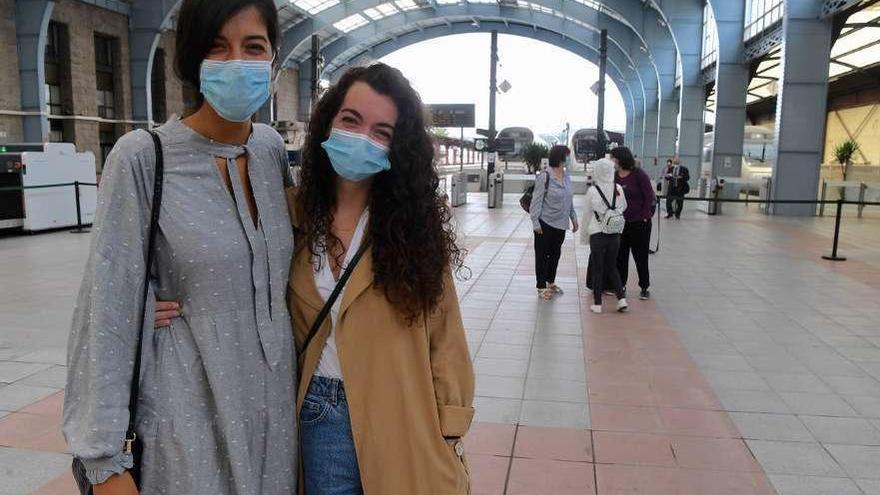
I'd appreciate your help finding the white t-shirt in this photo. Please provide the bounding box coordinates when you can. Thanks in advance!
[313,209,369,380]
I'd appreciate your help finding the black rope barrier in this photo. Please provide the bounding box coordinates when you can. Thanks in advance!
[655,194,880,263]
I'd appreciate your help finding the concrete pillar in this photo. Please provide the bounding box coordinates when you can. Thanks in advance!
[630,72,645,159]
[645,19,679,167]
[658,0,706,189]
[129,0,167,129]
[642,74,660,168]
[770,0,833,216]
[297,61,313,122]
[708,0,748,178]
[15,0,54,142]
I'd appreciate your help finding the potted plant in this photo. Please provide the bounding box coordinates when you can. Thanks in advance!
[521,142,549,174]
[833,139,860,200]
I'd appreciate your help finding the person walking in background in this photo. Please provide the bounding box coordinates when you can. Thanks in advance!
[664,156,690,219]
[581,158,628,314]
[612,146,655,300]
[530,145,579,300]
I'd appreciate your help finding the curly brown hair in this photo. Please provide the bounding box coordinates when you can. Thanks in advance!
[296,63,466,322]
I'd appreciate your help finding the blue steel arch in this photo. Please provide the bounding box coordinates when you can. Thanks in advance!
[291,8,657,152]
[314,21,641,144]
[276,0,680,159]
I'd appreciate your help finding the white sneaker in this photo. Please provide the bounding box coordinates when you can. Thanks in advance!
[538,288,554,300]
[549,283,564,295]
[617,298,629,312]
[590,304,602,314]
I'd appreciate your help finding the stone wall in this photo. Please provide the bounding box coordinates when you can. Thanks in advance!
[158,30,186,121]
[51,0,132,171]
[0,0,24,143]
[274,67,299,123]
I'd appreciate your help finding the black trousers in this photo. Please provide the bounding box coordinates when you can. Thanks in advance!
[666,195,684,218]
[589,233,624,305]
[617,219,652,291]
[534,220,565,289]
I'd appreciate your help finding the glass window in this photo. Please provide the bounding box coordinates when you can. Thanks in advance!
[701,2,718,69]
[99,123,117,168]
[744,0,784,41]
[94,34,117,121]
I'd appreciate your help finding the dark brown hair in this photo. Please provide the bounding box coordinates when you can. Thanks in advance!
[296,63,467,323]
[548,145,571,168]
[610,146,636,171]
[174,0,279,110]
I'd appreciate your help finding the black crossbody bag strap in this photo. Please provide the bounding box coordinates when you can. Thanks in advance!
[593,185,615,221]
[125,130,164,449]
[72,130,163,493]
[299,241,370,354]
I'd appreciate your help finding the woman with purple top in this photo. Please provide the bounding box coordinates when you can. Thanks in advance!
[611,146,656,300]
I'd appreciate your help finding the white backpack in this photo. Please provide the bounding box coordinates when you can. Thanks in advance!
[592,185,626,234]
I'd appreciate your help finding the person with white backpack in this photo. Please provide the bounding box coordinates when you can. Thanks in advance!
[581,158,628,314]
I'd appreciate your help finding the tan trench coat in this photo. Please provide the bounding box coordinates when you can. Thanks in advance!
[287,201,475,494]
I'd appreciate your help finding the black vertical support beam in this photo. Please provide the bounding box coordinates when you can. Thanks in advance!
[488,30,498,175]
[597,29,608,156]
[310,35,321,110]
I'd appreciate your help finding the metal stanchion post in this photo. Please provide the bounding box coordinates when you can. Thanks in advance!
[822,199,846,262]
[70,181,90,234]
[858,183,866,218]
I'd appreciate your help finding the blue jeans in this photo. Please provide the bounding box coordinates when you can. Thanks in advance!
[301,376,364,495]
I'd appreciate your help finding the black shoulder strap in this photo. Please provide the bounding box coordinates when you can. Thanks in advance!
[595,184,614,210]
[299,241,371,354]
[125,130,164,448]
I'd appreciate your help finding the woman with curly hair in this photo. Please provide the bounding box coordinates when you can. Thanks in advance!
[288,63,474,494]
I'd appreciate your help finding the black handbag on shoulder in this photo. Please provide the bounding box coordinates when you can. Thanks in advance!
[519,171,550,213]
[71,129,164,493]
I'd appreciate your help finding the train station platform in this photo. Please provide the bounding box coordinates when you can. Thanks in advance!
[2,194,880,494]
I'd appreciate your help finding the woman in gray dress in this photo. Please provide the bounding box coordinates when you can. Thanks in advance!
[62,1,297,493]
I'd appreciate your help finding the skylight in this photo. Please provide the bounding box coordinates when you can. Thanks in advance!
[334,13,370,32]
[291,0,340,15]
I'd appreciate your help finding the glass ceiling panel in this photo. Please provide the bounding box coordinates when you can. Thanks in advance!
[363,2,400,19]
[828,62,851,78]
[831,28,880,58]
[291,0,340,15]
[837,48,880,69]
[394,0,419,10]
[334,13,369,32]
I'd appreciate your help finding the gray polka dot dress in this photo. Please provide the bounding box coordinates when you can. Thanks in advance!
[63,119,297,494]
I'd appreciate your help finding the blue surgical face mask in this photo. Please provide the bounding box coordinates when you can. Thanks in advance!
[200,59,272,123]
[321,128,391,182]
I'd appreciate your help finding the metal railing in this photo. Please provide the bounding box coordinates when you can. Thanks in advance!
[0,181,98,233]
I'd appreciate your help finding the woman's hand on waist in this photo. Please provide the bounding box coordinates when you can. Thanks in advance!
[154,301,181,329]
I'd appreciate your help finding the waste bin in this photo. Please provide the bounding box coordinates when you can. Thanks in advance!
[450,172,468,207]
[488,172,504,209]
[707,178,725,215]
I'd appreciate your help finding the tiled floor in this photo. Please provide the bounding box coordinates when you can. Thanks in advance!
[1,193,880,494]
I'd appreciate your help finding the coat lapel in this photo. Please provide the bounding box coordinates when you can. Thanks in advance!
[291,248,323,311]
[338,248,374,317]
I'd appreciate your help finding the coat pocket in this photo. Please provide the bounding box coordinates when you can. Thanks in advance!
[445,438,471,494]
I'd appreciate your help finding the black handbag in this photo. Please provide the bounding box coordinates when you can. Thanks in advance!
[519,171,550,213]
[72,129,164,493]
